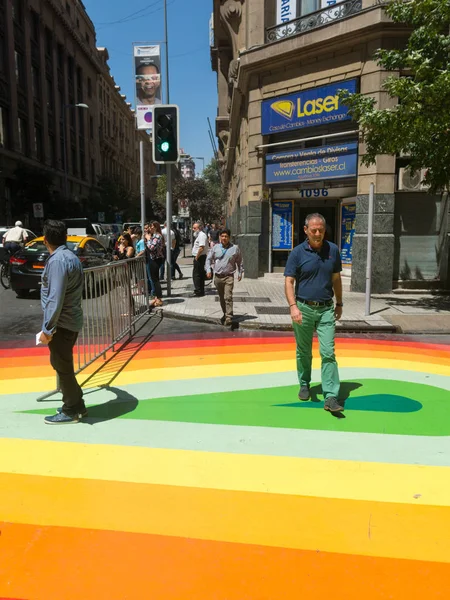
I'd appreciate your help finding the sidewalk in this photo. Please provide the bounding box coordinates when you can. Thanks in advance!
[161,249,450,333]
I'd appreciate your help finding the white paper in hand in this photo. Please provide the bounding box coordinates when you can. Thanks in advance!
[36,331,44,346]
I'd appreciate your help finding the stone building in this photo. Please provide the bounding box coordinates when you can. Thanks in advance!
[0,0,153,226]
[210,0,449,291]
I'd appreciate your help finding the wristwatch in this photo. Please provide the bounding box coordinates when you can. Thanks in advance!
[336,302,344,307]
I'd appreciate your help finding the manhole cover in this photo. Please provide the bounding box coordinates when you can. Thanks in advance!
[255,306,289,314]
[215,297,271,303]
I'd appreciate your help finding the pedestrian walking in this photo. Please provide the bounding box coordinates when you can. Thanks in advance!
[208,223,220,248]
[206,228,243,326]
[38,220,87,424]
[284,213,344,413]
[191,222,208,297]
[146,221,165,308]
[171,223,184,280]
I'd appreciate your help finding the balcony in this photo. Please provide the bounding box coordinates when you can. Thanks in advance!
[266,0,363,43]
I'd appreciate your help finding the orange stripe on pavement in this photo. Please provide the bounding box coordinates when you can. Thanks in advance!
[0,522,448,600]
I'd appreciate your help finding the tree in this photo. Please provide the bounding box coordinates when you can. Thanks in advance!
[340,0,450,192]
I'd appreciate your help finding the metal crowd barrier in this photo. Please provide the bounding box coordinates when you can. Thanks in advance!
[37,256,150,401]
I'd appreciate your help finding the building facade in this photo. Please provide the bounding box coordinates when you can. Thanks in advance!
[0,0,153,227]
[211,0,450,291]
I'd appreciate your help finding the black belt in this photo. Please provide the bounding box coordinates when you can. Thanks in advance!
[297,298,333,307]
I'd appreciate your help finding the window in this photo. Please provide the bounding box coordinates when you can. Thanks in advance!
[65,1,71,16]
[57,44,64,72]
[15,50,25,86]
[12,0,23,23]
[49,133,56,167]
[0,107,9,148]
[47,79,54,111]
[67,56,74,81]
[35,125,44,161]
[85,32,90,45]
[31,9,40,41]
[89,116,93,139]
[32,66,40,99]
[71,145,77,176]
[87,77,92,98]
[91,158,96,184]
[45,28,53,57]
[17,117,28,154]
[80,149,86,180]
[76,18,80,28]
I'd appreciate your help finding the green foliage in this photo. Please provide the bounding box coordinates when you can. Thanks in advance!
[340,0,450,192]
[172,158,225,223]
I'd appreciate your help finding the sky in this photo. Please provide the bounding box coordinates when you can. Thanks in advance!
[83,0,217,175]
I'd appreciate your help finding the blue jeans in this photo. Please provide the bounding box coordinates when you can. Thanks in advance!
[146,262,155,296]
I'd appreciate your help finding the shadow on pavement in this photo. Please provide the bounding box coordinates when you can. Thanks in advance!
[82,386,138,424]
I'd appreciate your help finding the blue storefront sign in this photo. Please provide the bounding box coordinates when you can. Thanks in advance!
[266,141,358,185]
[341,203,356,265]
[262,79,357,135]
[272,201,293,250]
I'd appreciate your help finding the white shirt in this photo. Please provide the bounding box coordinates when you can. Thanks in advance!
[161,227,175,249]
[192,230,208,257]
[3,226,27,243]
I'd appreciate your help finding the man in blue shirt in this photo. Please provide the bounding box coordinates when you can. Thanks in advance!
[284,213,343,412]
[39,220,86,424]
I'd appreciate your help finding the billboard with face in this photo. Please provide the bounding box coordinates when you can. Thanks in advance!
[134,45,162,130]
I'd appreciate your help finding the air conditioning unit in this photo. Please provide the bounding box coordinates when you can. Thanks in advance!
[398,167,429,191]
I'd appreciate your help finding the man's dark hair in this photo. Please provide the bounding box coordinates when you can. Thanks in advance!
[43,220,67,247]
[219,228,231,237]
[136,62,160,75]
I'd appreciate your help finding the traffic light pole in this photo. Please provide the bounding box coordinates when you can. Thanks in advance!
[164,0,173,297]
[166,164,173,296]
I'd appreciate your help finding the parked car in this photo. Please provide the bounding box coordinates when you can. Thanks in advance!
[10,235,111,298]
[63,218,112,249]
[0,227,37,262]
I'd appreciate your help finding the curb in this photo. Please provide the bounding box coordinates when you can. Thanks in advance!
[162,310,399,334]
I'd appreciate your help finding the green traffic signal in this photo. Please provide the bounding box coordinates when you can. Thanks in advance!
[152,105,179,164]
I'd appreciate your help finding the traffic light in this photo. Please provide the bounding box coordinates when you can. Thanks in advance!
[152,104,180,164]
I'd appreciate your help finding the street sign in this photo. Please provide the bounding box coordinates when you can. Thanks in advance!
[33,203,44,218]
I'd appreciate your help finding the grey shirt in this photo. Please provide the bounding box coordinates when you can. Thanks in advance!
[41,245,84,336]
[205,243,244,277]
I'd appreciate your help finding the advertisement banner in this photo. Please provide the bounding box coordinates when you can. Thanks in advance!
[276,0,297,25]
[266,141,358,185]
[272,201,294,250]
[341,203,356,265]
[321,0,345,7]
[262,79,357,135]
[134,45,162,130]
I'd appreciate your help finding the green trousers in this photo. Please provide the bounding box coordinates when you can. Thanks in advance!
[292,302,340,400]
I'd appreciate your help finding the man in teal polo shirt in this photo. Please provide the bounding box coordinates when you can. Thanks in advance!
[284,213,344,412]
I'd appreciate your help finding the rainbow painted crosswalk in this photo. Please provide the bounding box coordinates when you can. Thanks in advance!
[0,332,449,599]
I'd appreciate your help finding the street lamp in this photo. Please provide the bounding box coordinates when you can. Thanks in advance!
[62,103,89,201]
